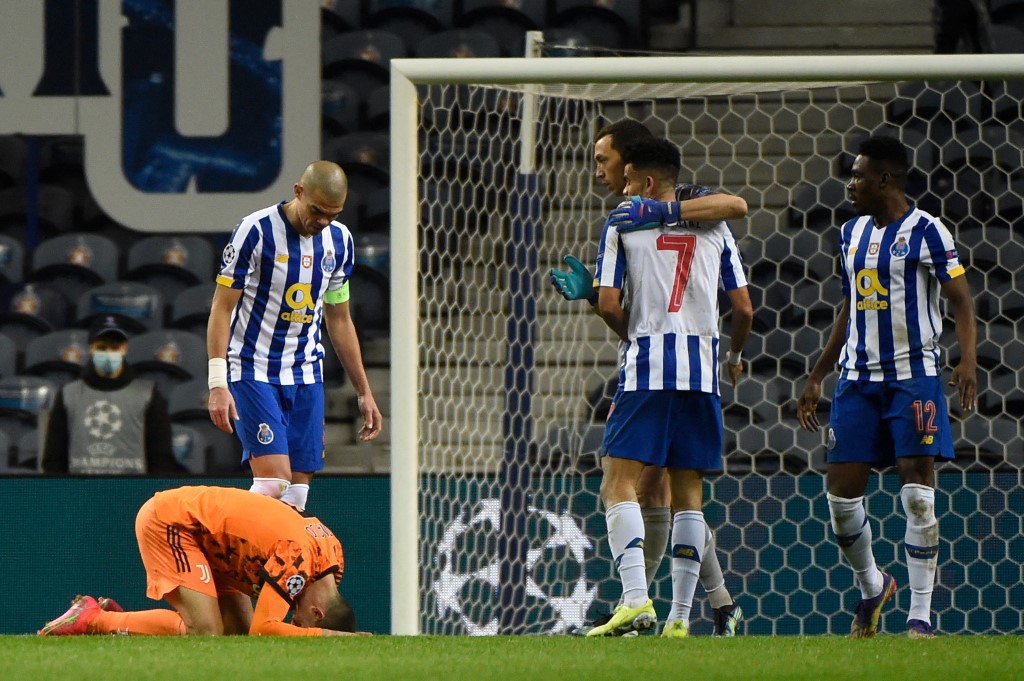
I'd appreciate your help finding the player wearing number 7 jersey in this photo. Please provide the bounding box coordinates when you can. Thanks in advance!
[796,135,977,639]
[586,138,752,638]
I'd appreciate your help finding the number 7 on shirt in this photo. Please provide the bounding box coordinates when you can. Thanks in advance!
[657,234,697,312]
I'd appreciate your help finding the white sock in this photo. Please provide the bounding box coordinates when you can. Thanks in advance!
[250,477,290,499]
[641,506,670,589]
[901,484,938,624]
[701,523,734,609]
[668,510,705,624]
[605,501,648,607]
[827,493,883,599]
[280,483,310,511]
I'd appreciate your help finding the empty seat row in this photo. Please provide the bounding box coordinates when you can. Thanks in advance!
[0,374,244,475]
[321,1,647,55]
[0,232,215,296]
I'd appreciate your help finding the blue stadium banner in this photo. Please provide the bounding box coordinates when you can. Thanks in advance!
[0,0,319,233]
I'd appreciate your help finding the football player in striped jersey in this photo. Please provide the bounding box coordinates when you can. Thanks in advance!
[797,135,977,639]
[586,137,753,638]
[207,161,382,511]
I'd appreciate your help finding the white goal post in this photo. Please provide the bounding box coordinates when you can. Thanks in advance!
[388,54,1024,636]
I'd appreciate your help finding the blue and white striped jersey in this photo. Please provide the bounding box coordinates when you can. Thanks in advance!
[595,208,747,396]
[837,204,965,381]
[216,202,354,385]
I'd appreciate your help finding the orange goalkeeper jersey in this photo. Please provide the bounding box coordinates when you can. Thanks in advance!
[150,485,344,636]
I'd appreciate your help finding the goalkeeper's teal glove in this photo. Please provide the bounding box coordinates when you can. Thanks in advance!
[608,196,680,233]
[550,254,597,305]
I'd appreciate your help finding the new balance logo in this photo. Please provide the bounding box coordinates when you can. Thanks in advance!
[672,543,701,563]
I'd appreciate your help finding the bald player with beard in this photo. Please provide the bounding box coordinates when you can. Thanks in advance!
[207,161,383,512]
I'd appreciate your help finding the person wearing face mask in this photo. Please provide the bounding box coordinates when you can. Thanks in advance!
[41,315,181,475]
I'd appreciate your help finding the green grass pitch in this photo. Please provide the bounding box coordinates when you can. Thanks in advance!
[2,635,1022,681]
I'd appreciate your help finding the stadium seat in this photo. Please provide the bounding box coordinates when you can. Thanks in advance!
[456,0,547,56]
[170,283,215,337]
[324,131,389,177]
[28,233,120,304]
[991,0,1024,24]
[322,80,361,136]
[39,137,105,230]
[0,332,16,380]
[170,422,208,475]
[16,429,39,469]
[318,325,346,385]
[0,135,28,189]
[0,376,57,457]
[321,0,364,37]
[0,235,25,285]
[0,183,81,239]
[42,183,82,232]
[989,23,1024,52]
[551,0,645,50]
[413,28,501,58]
[168,379,244,475]
[364,0,453,48]
[339,188,367,230]
[76,282,164,333]
[355,231,390,275]
[322,30,407,94]
[363,186,391,235]
[0,284,72,353]
[22,329,89,387]
[322,132,390,200]
[123,235,215,307]
[348,263,390,340]
[0,428,13,471]
[364,84,390,130]
[126,329,207,397]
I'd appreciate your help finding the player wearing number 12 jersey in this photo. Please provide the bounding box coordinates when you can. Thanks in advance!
[586,137,752,637]
[797,135,977,639]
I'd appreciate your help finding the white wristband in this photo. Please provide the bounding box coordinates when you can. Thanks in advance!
[208,358,228,389]
[727,351,742,367]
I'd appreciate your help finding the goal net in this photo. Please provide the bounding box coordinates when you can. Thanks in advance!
[388,53,1024,636]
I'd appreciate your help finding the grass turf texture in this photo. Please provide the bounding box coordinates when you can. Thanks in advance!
[2,635,1022,681]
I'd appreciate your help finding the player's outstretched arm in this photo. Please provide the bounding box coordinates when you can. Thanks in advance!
[678,192,748,222]
[550,254,598,305]
[611,194,748,233]
[797,299,851,431]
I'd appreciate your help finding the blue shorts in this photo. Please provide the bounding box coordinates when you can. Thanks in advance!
[229,380,325,473]
[601,390,723,471]
[826,376,954,466]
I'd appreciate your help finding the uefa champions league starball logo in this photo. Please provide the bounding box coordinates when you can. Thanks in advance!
[431,499,595,635]
[84,400,123,439]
